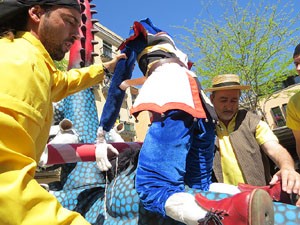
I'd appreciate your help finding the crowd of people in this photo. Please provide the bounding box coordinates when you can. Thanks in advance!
[1,0,300,225]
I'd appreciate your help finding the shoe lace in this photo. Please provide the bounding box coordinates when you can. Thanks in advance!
[198,208,229,225]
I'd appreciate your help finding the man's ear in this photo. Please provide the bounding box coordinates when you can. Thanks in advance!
[28,5,44,23]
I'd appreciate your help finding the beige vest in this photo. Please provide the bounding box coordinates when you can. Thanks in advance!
[213,110,271,186]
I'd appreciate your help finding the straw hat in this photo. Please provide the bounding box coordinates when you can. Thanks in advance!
[205,74,251,92]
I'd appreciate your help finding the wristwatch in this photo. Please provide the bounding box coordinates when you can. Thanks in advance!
[103,65,110,75]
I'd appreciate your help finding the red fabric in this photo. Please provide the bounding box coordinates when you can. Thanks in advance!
[188,61,194,70]
[47,144,69,165]
[73,143,96,161]
[118,22,147,50]
[46,142,143,165]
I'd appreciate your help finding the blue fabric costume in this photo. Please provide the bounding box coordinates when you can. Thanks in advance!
[99,18,218,217]
[136,110,215,216]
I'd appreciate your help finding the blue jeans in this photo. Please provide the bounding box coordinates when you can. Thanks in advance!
[135,110,215,216]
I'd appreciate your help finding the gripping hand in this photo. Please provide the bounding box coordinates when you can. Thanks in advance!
[95,127,119,171]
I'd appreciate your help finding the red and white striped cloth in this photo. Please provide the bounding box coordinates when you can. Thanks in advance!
[45,142,143,165]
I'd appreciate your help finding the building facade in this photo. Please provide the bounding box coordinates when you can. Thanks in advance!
[93,23,150,142]
[259,75,300,159]
[259,76,300,129]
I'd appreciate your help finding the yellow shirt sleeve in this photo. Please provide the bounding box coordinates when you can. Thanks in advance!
[255,120,278,145]
[51,64,104,102]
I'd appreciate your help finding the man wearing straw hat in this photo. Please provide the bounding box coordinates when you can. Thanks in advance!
[0,1,126,224]
[206,74,300,206]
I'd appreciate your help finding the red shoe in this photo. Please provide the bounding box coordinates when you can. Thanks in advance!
[196,189,274,225]
[238,181,295,205]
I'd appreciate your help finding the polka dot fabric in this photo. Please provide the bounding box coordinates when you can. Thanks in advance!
[52,160,300,224]
[62,88,99,144]
[50,89,105,191]
[50,89,106,207]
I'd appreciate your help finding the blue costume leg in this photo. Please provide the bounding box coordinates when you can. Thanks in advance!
[185,117,215,190]
[136,110,215,217]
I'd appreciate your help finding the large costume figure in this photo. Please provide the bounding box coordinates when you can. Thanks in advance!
[128,20,217,215]
[98,18,275,225]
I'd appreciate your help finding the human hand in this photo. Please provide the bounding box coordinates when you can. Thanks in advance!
[95,143,119,171]
[270,168,300,206]
[119,80,130,90]
[95,127,119,171]
[102,53,127,74]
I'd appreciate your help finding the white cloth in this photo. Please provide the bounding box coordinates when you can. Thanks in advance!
[130,63,206,118]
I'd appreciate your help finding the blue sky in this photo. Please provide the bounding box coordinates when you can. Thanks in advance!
[93,0,300,79]
[94,0,207,39]
[94,0,300,40]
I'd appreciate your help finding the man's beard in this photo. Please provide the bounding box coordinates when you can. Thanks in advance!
[39,20,67,61]
[220,111,235,121]
[47,43,65,61]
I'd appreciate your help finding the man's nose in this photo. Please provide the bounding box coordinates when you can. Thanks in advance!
[224,102,234,109]
[72,32,80,41]
[72,28,80,41]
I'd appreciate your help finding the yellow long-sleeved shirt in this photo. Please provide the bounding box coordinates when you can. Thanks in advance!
[0,31,105,225]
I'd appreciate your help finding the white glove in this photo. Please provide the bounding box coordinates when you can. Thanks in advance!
[165,192,207,225]
[95,127,119,171]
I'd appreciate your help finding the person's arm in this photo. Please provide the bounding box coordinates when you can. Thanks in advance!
[102,53,127,74]
[256,120,300,205]
[261,140,296,181]
[292,129,300,159]
[261,141,300,206]
[51,54,127,102]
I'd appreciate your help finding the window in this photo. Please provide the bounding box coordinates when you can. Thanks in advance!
[271,106,286,127]
[282,103,287,117]
[102,41,112,59]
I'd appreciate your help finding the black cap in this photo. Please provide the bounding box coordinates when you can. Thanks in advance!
[0,0,80,27]
[18,0,80,11]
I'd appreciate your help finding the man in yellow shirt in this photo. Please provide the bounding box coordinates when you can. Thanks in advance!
[206,74,300,206]
[0,1,125,224]
[287,43,300,159]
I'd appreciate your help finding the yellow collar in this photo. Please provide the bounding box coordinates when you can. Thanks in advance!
[217,113,238,135]
[16,31,57,72]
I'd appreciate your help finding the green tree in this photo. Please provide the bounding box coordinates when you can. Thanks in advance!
[178,0,300,111]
